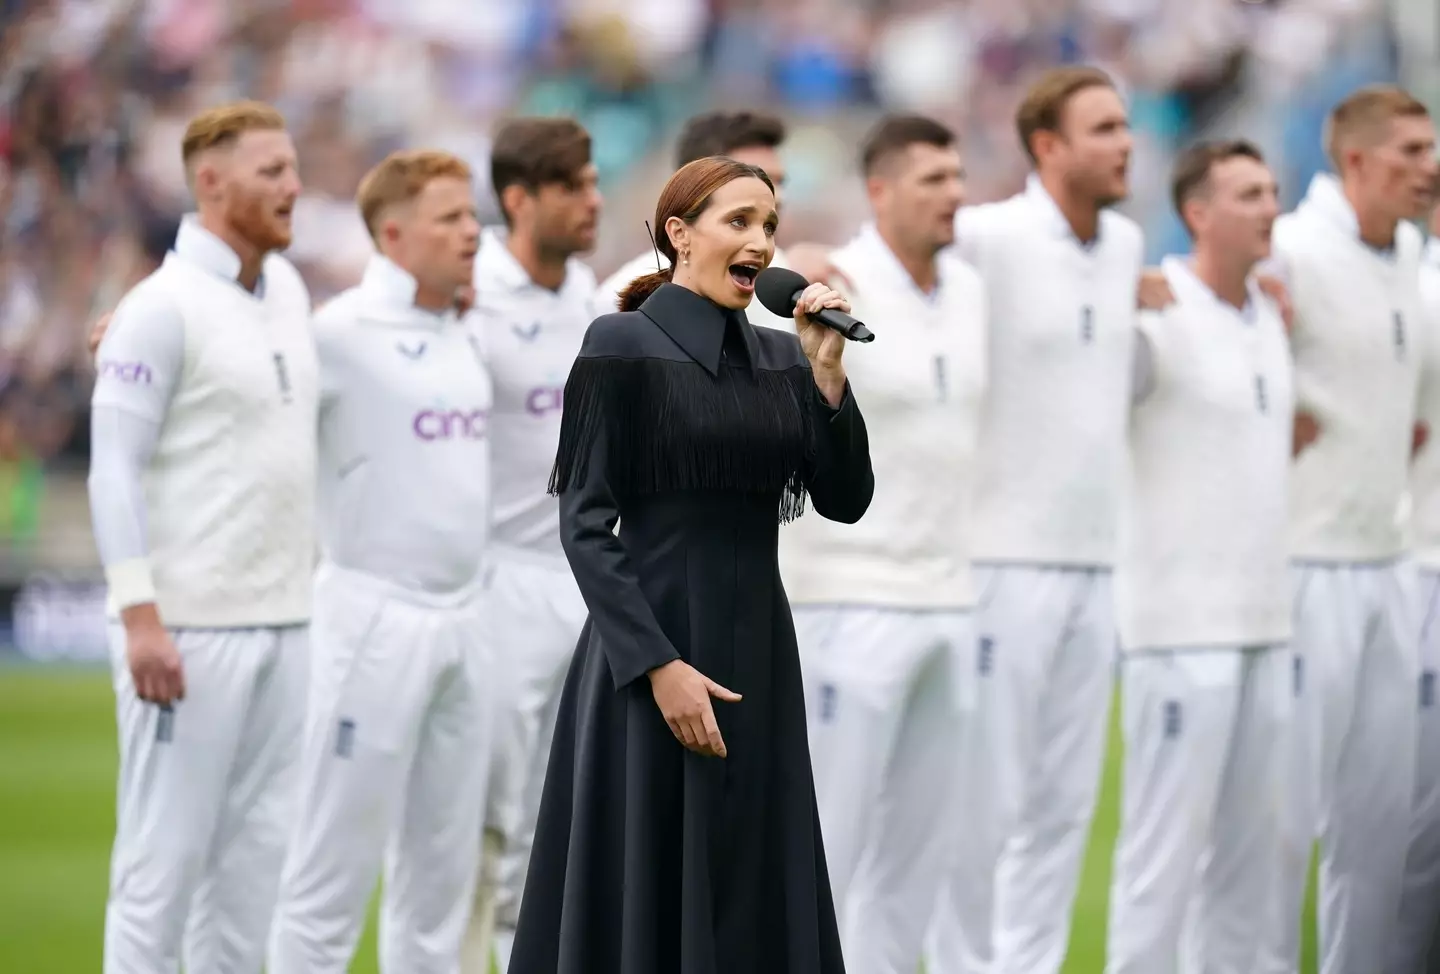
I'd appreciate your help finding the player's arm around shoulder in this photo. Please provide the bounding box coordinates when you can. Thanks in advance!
[1129,307,1169,406]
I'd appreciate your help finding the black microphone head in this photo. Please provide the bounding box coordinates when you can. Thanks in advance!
[755,266,809,319]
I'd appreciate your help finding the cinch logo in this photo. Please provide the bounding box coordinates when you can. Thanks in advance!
[524,386,564,417]
[98,360,152,384]
[413,408,488,441]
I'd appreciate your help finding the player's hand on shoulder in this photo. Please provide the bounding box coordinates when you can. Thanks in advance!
[1293,409,1320,458]
[648,659,742,758]
[1256,273,1293,334]
[453,284,476,316]
[784,243,842,287]
[1415,421,1430,459]
[1136,268,1175,312]
[122,604,185,705]
[88,312,114,360]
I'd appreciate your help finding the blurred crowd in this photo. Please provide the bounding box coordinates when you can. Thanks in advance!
[0,0,1431,554]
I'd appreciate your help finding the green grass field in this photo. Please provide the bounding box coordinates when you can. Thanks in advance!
[0,666,1318,972]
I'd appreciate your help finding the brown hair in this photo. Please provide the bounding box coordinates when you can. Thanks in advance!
[861,113,957,175]
[1170,139,1266,234]
[355,150,472,245]
[181,101,286,169]
[618,157,776,312]
[1015,66,1117,165]
[1325,85,1430,170]
[489,117,593,226]
[675,111,787,168]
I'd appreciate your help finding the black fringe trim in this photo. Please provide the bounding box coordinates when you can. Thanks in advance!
[548,356,817,524]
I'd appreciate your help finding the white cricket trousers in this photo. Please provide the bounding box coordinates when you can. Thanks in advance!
[267,562,499,974]
[1266,561,1418,974]
[103,623,307,974]
[1106,645,1290,974]
[462,548,587,974]
[1389,566,1440,974]
[928,564,1115,974]
[794,604,974,974]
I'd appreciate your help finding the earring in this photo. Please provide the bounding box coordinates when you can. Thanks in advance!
[683,253,690,265]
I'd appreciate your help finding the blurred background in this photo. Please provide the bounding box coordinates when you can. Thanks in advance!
[0,0,1435,967]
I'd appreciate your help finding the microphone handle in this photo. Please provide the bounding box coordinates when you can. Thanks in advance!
[788,291,876,343]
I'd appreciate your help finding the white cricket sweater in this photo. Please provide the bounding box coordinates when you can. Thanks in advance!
[89,217,318,627]
[955,175,1144,566]
[777,224,988,609]
[597,245,797,333]
[1118,258,1294,651]
[471,229,598,564]
[1410,239,1440,570]
[315,256,493,593]
[1274,173,1425,562]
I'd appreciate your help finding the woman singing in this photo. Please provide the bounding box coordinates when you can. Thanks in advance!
[510,156,874,974]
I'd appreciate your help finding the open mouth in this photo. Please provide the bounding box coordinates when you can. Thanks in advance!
[728,263,760,292]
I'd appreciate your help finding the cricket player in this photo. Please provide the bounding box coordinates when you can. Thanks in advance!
[778,114,986,974]
[87,101,316,974]
[461,118,602,974]
[265,149,498,974]
[1390,197,1440,974]
[927,66,1145,974]
[597,110,795,331]
[1107,140,1293,974]
[1264,85,1437,974]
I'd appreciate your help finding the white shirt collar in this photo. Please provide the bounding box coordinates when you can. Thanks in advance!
[1160,254,1261,320]
[1023,173,1101,248]
[357,254,454,324]
[359,253,420,305]
[477,227,583,297]
[1425,236,1440,269]
[170,214,262,291]
[855,222,944,300]
[1298,172,1397,257]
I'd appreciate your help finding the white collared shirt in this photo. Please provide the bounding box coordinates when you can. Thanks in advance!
[471,228,598,562]
[314,255,494,594]
[778,223,988,608]
[1410,239,1440,569]
[88,214,318,626]
[952,174,1145,566]
[1118,257,1293,650]
[1271,173,1425,562]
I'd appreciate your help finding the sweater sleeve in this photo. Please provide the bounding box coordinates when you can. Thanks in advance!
[87,286,184,608]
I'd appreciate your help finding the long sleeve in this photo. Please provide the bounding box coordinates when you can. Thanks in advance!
[87,286,184,608]
[803,380,874,524]
[557,423,681,690]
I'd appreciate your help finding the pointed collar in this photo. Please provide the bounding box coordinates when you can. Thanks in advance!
[477,226,587,298]
[356,254,455,327]
[168,214,266,295]
[1160,255,1260,320]
[853,221,946,301]
[1023,173,1101,248]
[638,282,759,377]
[1298,172,1397,257]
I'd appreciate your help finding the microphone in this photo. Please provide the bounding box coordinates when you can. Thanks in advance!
[755,267,875,343]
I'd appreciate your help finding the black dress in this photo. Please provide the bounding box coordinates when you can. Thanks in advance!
[509,282,874,974]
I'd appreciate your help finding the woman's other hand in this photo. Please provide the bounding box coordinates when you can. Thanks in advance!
[647,659,742,758]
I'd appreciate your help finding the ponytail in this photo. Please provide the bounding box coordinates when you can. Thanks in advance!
[617,266,673,312]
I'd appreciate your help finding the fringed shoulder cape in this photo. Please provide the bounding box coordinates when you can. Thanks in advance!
[510,282,874,974]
